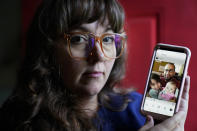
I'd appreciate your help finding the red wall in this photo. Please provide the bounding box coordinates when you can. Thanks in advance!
[119,0,197,130]
[22,0,197,130]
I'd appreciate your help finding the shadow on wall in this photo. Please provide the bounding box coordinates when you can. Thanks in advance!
[0,0,21,105]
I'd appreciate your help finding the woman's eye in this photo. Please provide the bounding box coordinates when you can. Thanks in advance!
[103,36,114,43]
[70,35,87,44]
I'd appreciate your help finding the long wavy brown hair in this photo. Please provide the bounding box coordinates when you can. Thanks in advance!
[0,0,132,130]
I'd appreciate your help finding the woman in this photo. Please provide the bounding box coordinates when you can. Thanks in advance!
[0,0,190,131]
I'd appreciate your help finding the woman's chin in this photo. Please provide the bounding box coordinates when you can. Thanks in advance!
[76,85,103,97]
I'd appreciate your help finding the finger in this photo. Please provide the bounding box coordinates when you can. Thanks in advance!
[173,123,184,131]
[178,98,188,114]
[158,111,185,130]
[138,115,154,131]
[182,76,190,100]
[172,117,184,131]
[179,76,190,112]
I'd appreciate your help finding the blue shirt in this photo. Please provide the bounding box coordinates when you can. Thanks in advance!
[97,92,146,131]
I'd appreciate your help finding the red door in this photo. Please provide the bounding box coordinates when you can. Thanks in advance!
[123,15,157,94]
[120,0,197,130]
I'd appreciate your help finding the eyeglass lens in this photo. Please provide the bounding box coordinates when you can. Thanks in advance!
[69,33,124,59]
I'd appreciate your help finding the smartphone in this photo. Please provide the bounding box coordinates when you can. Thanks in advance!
[141,43,191,120]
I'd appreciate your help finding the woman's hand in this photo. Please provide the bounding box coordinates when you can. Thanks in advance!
[139,76,190,131]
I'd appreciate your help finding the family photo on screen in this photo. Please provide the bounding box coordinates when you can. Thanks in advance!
[146,49,187,104]
[147,62,181,102]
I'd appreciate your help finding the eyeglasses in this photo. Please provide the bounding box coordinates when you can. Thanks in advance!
[164,69,175,73]
[64,32,126,60]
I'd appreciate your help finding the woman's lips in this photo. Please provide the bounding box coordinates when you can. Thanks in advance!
[83,71,103,78]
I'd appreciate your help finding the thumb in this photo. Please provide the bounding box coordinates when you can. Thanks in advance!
[138,115,154,131]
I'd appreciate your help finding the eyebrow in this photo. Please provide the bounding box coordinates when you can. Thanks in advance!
[105,27,113,32]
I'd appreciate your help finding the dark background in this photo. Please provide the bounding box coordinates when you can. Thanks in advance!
[0,0,21,105]
[0,0,196,130]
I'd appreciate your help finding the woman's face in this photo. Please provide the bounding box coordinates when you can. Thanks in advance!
[55,21,116,97]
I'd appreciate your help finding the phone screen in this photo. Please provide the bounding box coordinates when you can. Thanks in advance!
[143,49,187,116]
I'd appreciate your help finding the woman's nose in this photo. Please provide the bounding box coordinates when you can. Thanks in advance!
[87,40,106,63]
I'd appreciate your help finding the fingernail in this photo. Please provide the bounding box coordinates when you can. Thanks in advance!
[146,116,151,122]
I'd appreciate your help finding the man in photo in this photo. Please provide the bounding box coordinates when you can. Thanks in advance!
[160,63,180,88]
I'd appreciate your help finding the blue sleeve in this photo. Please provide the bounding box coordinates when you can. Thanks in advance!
[126,92,146,128]
[102,91,146,131]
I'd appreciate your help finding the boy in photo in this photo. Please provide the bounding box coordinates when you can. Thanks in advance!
[148,73,162,99]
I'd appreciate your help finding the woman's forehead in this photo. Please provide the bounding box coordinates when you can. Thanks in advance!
[72,20,113,33]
